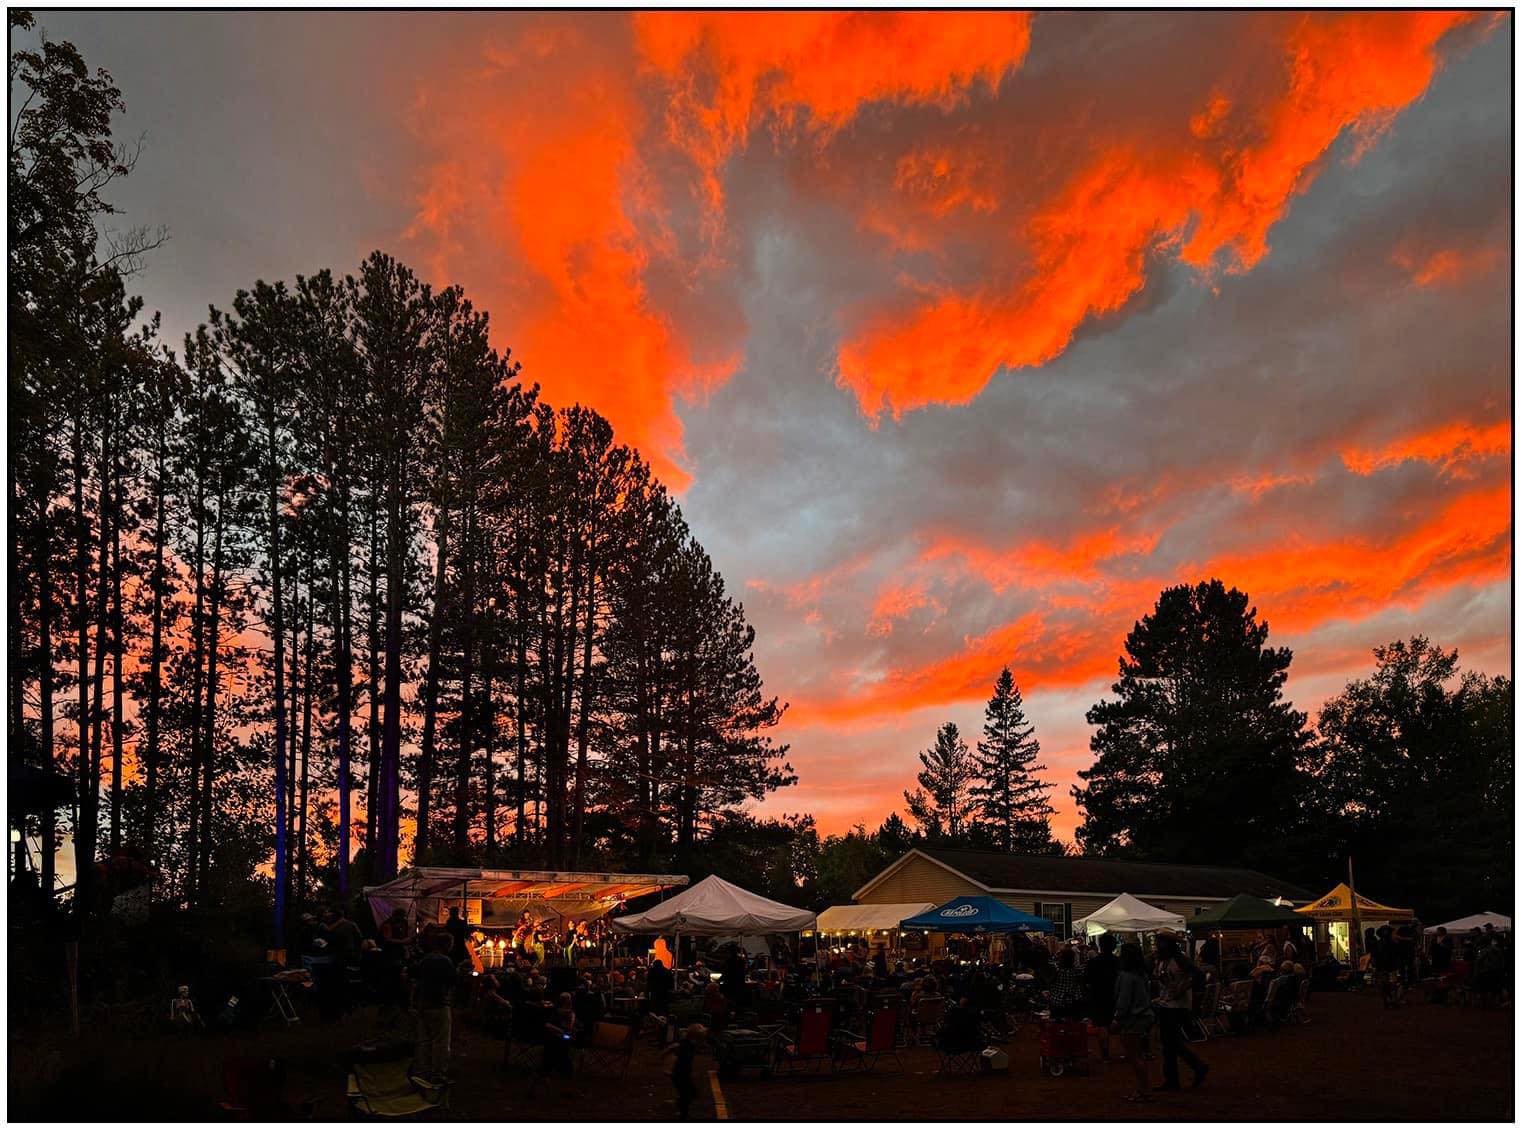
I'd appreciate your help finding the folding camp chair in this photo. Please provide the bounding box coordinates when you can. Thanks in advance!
[1186,983,1217,1042]
[935,1008,986,1077]
[220,1056,315,1120]
[912,995,946,1046]
[832,1002,903,1074]
[936,1041,983,1077]
[777,999,836,1074]
[579,1020,637,1078]
[346,1057,447,1118]
[506,1003,551,1069]
[1214,980,1248,1035]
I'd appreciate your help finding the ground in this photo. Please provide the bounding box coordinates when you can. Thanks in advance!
[7,988,1513,1120]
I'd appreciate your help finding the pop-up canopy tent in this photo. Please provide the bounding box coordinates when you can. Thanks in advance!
[611,874,816,936]
[817,903,935,934]
[1294,883,1414,923]
[365,866,688,929]
[1425,912,1511,935]
[1075,892,1186,938]
[901,894,1054,934]
[1187,893,1313,932]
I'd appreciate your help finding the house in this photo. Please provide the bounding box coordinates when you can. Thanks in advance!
[853,846,1314,937]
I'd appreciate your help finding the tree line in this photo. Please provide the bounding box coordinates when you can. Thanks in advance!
[8,12,794,943]
[858,580,1511,922]
[9,14,1507,945]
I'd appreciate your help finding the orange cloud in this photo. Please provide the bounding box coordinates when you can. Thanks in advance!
[1202,479,1511,633]
[921,527,1161,592]
[400,13,1035,484]
[837,11,1479,419]
[866,581,942,637]
[1341,418,1510,478]
[634,11,1032,229]
[1392,244,1504,287]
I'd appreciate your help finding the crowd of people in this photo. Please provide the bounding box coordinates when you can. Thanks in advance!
[267,901,1509,1114]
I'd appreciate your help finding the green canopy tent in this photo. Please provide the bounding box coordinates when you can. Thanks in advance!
[1187,893,1314,932]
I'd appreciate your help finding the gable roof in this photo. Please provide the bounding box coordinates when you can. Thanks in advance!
[855,847,1313,904]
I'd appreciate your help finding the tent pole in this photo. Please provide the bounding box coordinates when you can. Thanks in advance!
[1348,856,1363,969]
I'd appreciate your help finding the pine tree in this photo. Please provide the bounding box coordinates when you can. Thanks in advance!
[904,722,975,842]
[1072,579,1311,867]
[971,668,1056,854]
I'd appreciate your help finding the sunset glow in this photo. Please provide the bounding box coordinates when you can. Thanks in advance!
[55,9,1511,844]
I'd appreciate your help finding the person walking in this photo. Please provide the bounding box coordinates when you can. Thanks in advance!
[1112,943,1155,1102]
[1152,934,1208,1092]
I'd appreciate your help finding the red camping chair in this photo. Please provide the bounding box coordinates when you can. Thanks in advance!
[220,1056,315,1120]
[777,999,836,1074]
[832,1002,903,1074]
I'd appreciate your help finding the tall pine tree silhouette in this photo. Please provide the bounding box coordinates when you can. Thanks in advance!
[971,668,1056,854]
[904,721,975,842]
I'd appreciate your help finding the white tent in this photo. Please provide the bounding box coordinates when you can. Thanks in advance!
[816,903,934,933]
[1425,911,1511,935]
[1074,892,1185,938]
[612,874,815,935]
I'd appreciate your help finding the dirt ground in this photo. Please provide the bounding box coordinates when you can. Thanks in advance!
[8,988,1513,1121]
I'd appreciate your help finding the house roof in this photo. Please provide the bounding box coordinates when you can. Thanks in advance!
[856,847,1313,904]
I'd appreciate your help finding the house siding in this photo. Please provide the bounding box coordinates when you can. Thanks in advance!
[859,854,985,905]
[857,851,1226,929]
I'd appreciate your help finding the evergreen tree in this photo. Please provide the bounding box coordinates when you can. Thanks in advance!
[904,722,975,842]
[1072,579,1312,869]
[971,667,1056,854]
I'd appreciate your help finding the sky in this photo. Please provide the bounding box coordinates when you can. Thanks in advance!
[28,10,1512,844]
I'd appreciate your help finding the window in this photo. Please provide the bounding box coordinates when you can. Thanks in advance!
[1039,902,1072,937]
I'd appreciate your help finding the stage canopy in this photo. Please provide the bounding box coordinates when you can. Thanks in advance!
[1188,893,1313,932]
[611,874,815,935]
[1075,893,1185,938]
[1294,883,1414,922]
[1425,912,1511,935]
[816,903,934,933]
[900,894,1053,934]
[365,866,687,927]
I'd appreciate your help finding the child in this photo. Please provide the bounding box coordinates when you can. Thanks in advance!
[666,1021,706,1119]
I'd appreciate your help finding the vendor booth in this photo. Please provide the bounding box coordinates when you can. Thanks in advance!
[1294,883,1414,962]
[813,902,934,959]
[1187,893,1313,931]
[900,895,1052,960]
[1188,893,1313,965]
[612,874,815,965]
[1074,892,1185,938]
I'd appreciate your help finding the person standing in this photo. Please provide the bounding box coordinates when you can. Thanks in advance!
[1084,934,1119,1061]
[410,932,457,1085]
[1430,926,1453,974]
[1112,943,1155,1102]
[1153,935,1208,1091]
[648,957,674,1020]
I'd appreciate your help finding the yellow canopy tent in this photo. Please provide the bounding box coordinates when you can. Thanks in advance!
[1295,883,1413,922]
[1296,883,1414,963]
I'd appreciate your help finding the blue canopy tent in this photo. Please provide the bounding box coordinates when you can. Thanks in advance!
[900,895,1054,934]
